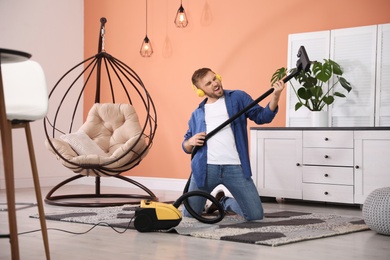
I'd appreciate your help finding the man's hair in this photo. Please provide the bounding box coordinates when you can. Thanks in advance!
[191,68,212,87]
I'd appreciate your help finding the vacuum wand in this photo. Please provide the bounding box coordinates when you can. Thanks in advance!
[191,46,311,158]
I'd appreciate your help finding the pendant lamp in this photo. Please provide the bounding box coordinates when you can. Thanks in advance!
[174,0,188,28]
[140,0,153,57]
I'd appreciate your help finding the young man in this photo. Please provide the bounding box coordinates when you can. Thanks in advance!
[182,68,285,221]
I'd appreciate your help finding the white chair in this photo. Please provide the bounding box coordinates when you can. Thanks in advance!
[0,60,50,259]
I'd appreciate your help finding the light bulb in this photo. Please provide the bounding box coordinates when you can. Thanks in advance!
[179,13,185,22]
[140,36,153,57]
[174,4,188,28]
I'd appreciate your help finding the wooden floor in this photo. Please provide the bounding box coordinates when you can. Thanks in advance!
[1,185,389,260]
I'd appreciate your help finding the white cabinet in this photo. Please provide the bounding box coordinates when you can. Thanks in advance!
[286,23,390,127]
[250,130,302,199]
[301,131,354,203]
[354,130,390,204]
[251,127,390,204]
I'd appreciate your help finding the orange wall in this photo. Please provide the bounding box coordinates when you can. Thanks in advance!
[84,0,390,180]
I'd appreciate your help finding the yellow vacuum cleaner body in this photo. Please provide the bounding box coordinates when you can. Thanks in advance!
[134,200,182,232]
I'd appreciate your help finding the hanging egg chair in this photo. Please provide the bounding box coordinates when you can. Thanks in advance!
[44,18,158,207]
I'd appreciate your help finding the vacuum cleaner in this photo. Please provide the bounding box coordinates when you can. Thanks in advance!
[134,190,224,232]
[134,46,312,233]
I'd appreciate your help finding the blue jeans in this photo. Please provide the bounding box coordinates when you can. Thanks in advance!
[182,164,264,221]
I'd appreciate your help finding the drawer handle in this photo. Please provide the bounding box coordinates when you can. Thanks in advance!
[324,155,329,159]
[355,165,360,169]
[324,137,329,141]
[296,163,301,166]
[324,191,329,195]
[324,174,329,177]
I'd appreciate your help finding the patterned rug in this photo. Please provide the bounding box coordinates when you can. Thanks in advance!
[31,205,369,247]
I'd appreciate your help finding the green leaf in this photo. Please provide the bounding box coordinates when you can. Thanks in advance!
[302,76,317,89]
[313,60,332,82]
[322,96,335,105]
[297,87,312,100]
[295,102,303,111]
[339,77,352,92]
[310,86,323,99]
[333,92,346,98]
[271,67,287,84]
[330,60,343,75]
[294,70,306,84]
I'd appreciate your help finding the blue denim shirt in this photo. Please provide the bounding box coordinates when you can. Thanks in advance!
[182,89,278,187]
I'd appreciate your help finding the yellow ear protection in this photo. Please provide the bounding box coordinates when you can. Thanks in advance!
[192,73,222,97]
[193,85,206,97]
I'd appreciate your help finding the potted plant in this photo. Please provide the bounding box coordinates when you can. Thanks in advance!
[271,59,352,126]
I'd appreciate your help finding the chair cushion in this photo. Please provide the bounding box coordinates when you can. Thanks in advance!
[46,103,148,176]
[60,131,108,157]
[2,60,48,121]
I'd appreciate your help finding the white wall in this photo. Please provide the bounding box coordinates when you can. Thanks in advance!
[0,0,84,188]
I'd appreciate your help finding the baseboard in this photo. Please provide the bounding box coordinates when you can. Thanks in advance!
[76,176,189,192]
[0,175,189,192]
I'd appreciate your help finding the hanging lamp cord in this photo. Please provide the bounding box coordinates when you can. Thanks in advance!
[145,0,148,36]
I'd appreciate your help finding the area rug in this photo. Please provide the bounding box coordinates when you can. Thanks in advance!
[30,205,369,247]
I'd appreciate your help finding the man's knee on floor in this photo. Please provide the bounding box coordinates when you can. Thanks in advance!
[243,207,264,221]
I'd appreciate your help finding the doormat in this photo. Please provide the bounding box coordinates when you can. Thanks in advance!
[30,205,369,247]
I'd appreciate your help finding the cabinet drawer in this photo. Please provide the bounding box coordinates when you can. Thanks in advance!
[302,166,353,185]
[303,131,353,148]
[302,183,354,203]
[303,148,353,166]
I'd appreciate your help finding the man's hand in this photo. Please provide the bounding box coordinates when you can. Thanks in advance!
[269,80,286,112]
[184,132,206,152]
[189,132,206,146]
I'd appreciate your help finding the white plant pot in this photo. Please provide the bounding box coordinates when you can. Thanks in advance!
[311,111,328,127]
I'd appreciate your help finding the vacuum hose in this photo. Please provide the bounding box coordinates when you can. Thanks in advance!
[173,190,225,224]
